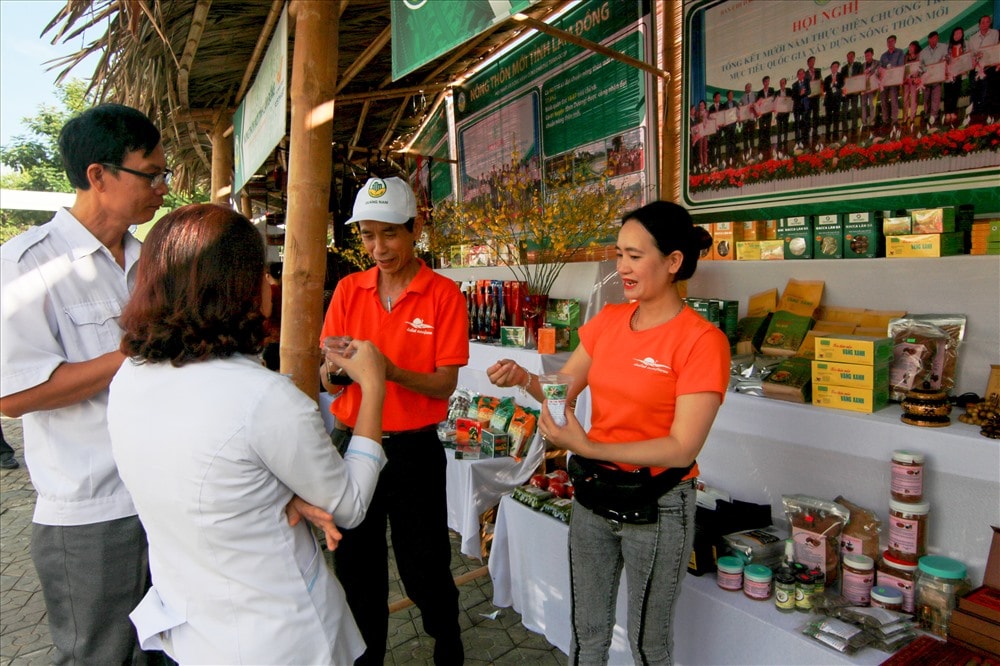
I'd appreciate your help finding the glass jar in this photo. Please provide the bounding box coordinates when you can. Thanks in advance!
[716,556,744,592]
[841,554,875,606]
[795,571,816,611]
[743,564,772,601]
[888,499,929,563]
[870,585,904,611]
[877,551,918,613]
[915,555,971,637]
[774,571,797,612]
[890,450,925,502]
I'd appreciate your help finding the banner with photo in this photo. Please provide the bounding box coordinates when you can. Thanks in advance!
[452,0,653,212]
[682,0,1000,219]
[409,102,454,207]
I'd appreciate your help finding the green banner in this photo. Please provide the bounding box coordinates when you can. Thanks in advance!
[391,0,538,81]
[542,32,644,156]
[454,0,641,120]
[234,6,288,193]
[412,105,453,204]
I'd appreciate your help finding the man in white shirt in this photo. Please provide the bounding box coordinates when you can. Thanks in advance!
[920,31,948,123]
[0,104,168,665]
[967,14,1000,120]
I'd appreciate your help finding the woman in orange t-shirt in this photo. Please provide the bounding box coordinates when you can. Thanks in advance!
[488,201,730,664]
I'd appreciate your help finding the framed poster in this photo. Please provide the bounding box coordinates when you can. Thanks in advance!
[682,0,999,219]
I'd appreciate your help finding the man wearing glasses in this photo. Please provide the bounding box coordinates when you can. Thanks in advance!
[1,103,168,664]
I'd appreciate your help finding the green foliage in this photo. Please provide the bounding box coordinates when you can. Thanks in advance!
[1,80,208,244]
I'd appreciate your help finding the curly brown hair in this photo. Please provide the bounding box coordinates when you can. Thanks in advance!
[120,203,267,366]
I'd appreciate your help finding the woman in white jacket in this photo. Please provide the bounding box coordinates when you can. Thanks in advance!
[108,203,387,665]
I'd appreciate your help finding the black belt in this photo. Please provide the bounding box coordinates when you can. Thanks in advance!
[335,423,437,440]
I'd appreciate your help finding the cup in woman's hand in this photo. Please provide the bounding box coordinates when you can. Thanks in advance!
[323,336,354,385]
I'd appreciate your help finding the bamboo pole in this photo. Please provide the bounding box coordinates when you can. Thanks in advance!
[662,0,683,203]
[284,0,338,399]
[210,116,234,204]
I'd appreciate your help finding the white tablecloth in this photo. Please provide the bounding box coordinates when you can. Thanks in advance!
[445,438,543,560]
[489,495,889,665]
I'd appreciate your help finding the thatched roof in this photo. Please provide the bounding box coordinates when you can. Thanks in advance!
[44,0,567,201]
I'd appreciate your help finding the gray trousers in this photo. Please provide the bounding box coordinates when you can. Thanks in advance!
[31,516,149,666]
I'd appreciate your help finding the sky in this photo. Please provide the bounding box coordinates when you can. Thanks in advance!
[0,0,100,146]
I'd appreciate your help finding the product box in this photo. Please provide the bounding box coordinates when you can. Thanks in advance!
[501,326,526,347]
[735,314,772,354]
[815,334,894,366]
[736,240,761,261]
[686,298,721,327]
[812,383,889,413]
[883,216,912,236]
[886,233,966,258]
[454,442,482,459]
[777,216,814,260]
[761,311,814,357]
[741,220,767,241]
[546,298,582,327]
[480,428,509,458]
[553,324,579,352]
[843,211,885,258]
[814,214,844,258]
[911,207,957,234]
[812,320,857,336]
[713,299,740,344]
[537,326,557,355]
[811,360,889,389]
[696,223,715,259]
[764,219,778,240]
[712,222,740,260]
[455,417,488,445]
[759,239,784,260]
[762,356,813,403]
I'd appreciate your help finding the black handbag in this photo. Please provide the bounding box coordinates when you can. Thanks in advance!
[567,454,693,524]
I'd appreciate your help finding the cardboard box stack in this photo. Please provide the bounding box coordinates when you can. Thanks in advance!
[948,526,1000,657]
[812,335,892,413]
[545,298,582,352]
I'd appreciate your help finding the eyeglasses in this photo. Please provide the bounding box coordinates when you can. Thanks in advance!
[101,163,173,189]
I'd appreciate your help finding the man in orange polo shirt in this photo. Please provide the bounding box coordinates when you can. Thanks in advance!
[320,176,469,665]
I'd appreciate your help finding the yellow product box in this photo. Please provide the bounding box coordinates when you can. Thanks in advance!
[812,320,857,335]
[815,334,893,366]
[811,360,889,389]
[886,233,966,258]
[736,240,761,261]
[759,239,784,260]
[741,220,767,241]
[812,383,889,413]
[712,222,740,260]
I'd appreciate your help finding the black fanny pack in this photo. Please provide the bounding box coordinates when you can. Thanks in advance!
[567,454,693,524]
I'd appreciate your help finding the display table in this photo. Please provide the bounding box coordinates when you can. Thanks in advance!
[489,495,891,665]
[445,439,543,560]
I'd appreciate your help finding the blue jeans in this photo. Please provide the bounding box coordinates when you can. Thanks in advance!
[568,479,696,665]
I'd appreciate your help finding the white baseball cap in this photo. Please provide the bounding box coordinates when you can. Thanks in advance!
[345,176,417,225]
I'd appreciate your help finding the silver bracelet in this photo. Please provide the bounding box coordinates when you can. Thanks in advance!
[518,369,533,394]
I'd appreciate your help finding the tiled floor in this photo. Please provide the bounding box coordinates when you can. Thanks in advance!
[0,416,564,665]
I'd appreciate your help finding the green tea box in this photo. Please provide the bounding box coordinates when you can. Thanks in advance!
[778,216,814,259]
[843,212,885,258]
[814,214,843,258]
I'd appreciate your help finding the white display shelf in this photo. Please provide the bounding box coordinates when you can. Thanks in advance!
[698,391,1000,586]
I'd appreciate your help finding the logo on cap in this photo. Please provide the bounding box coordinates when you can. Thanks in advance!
[367,179,388,199]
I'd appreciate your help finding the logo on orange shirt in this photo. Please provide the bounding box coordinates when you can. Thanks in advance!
[406,317,434,335]
[632,357,673,375]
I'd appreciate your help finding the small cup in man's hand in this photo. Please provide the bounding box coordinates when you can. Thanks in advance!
[323,336,354,385]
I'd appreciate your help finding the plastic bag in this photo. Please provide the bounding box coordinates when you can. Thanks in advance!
[888,315,966,400]
[783,495,850,584]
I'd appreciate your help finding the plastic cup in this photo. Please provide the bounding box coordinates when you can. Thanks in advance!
[323,336,354,385]
[540,373,571,426]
